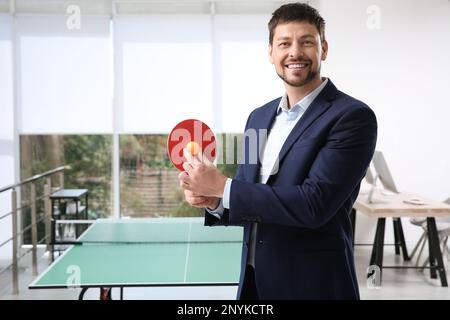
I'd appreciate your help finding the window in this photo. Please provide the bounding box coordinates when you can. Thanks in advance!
[9,13,277,222]
[20,135,112,243]
[119,134,186,217]
[119,133,241,217]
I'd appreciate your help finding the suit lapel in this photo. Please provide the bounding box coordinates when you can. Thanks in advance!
[277,80,338,166]
[246,79,339,183]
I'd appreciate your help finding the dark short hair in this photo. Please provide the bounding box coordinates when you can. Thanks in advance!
[268,2,326,45]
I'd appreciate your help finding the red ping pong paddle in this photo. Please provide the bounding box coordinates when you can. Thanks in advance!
[167,119,216,171]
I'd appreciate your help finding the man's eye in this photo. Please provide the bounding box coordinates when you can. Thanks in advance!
[279,42,288,47]
[303,41,314,46]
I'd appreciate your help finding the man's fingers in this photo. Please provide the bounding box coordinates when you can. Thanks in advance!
[186,195,207,206]
[183,147,201,165]
[182,161,193,173]
[178,171,189,181]
[183,147,194,163]
[192,149,213,166]
[184,188,208,206]
[201,152,213,166]
[178,171,192,190]
[183,147,214,171]
[185,190,201,197]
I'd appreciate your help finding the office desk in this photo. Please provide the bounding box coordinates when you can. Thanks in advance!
[353,189,450,286]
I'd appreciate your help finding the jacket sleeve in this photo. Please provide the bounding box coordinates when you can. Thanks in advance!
[227,106,377,229]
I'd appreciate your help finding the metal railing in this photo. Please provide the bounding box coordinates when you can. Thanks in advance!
[0,166,67,294]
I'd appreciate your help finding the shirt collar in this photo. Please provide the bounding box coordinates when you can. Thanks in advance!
[277,78,329,115]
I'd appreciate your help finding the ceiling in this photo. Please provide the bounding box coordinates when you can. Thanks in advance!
[0,0,313,15]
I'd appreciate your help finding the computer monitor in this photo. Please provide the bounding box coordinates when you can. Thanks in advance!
[372,151,399,193]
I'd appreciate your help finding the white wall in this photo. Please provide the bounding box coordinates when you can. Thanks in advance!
[319,0,450,244]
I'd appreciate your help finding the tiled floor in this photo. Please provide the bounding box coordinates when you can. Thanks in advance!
[1,245,450,300]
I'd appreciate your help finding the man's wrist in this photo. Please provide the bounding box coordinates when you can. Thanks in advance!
[205,198,224,218]
[206,198,220,211]
[215,175,228,198]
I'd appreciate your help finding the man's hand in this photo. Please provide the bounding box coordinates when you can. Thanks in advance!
[178,148,228,199]
[183,190,220,210]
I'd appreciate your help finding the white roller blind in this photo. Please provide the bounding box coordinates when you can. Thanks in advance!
[17,15,112,134]
[0,16,13,140]
[216,15,283,133]
[0,15,13,260]
[0,14,14,184]
[115,15,213,133]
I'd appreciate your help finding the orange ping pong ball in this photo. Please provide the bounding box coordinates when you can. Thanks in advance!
[186,141,200,156]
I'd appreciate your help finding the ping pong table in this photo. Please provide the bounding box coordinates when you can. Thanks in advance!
[29,218,243,299]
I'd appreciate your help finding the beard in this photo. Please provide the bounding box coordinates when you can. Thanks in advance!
[277,64,320,87]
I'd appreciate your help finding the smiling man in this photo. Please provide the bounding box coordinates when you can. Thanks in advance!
[179,2,377,299]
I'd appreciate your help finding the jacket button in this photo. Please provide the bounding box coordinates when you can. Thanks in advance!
[258,240,264,244]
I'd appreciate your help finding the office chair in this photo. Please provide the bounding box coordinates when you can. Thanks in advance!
[409,197,450,267]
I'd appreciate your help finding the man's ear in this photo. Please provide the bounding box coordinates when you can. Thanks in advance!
[321,40,328,61]
[268,44,274,64]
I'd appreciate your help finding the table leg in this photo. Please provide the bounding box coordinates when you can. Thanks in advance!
[427,217,448,286]
[396,218,410,261]
[50,218,55,262]
[393,218,400,255]
[85,193,89,220]
[75,200,79,238]
[51,199,55,261]
[78,287,88,300]
[369,218,386,284]
[100,287,112,300]
[85,193,89,233]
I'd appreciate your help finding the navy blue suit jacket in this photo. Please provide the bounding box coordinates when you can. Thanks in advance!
[205,79,377,299]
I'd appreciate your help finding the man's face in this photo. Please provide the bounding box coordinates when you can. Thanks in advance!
[269,21,328,88]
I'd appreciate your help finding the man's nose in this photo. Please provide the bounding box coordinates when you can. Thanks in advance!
[288,43,304,59]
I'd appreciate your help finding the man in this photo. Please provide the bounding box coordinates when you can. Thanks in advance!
[179,2,377,299]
